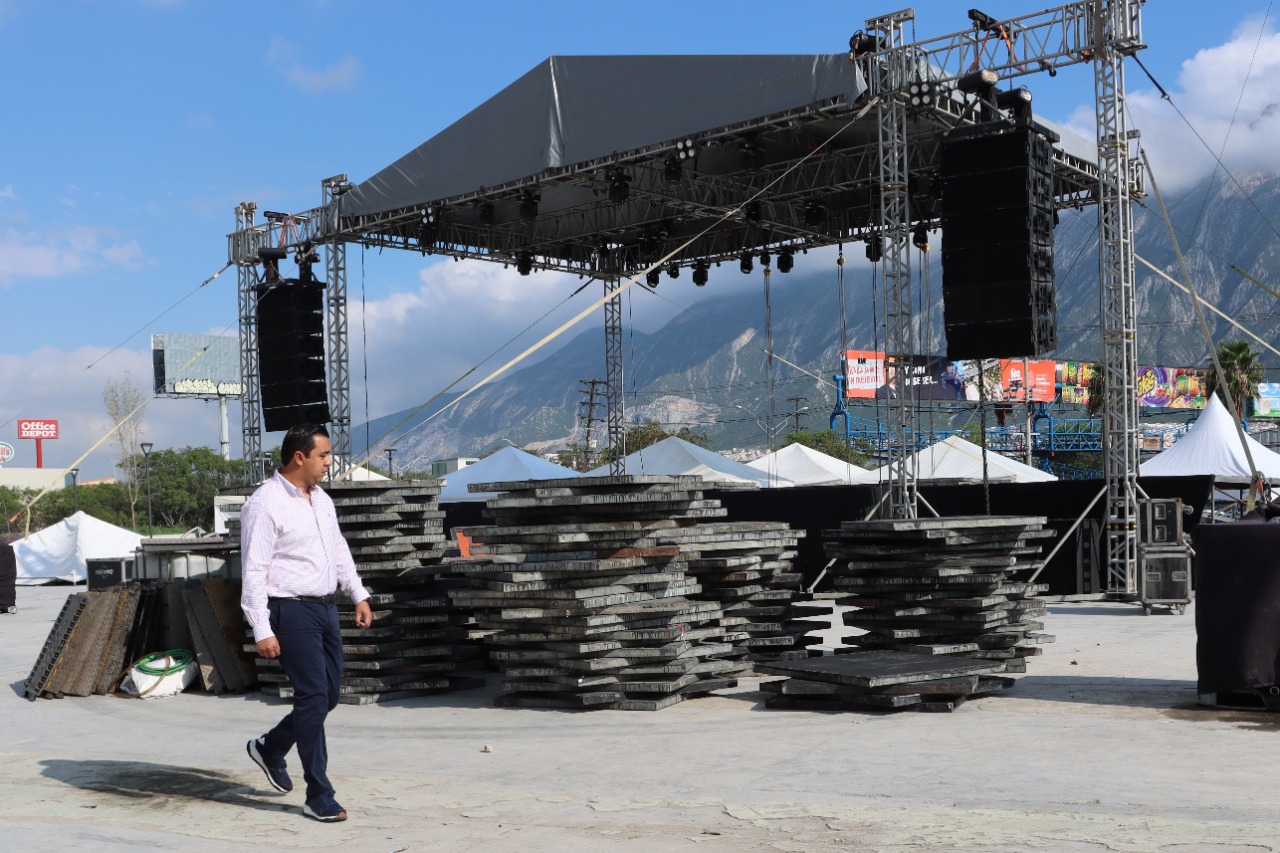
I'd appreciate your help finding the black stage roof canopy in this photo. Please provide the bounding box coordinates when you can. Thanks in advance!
[336,54,1098,277]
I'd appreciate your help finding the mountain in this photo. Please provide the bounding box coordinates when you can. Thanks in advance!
[355,172,1280,466]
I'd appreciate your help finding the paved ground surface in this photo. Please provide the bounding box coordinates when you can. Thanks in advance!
[2,586,1276,852]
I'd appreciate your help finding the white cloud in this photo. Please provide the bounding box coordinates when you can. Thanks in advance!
[266,36,362,94]
[1067,14,1280,193]
[0,226,151,284]
[0,185,14,199]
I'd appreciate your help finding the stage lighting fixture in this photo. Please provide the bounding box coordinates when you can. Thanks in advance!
[740,253,753,274]
[739,138,761,172]
[777,251,794,273]
[909,80,934,108]
[693,261,709,286]
[1039,60,1058,78]
[663,155,682,184]
[957,68,999,94]
[516,251,533,276]
[667,263,680,280]
[848,30,880,59]
[745,200,762,223]
[866,238,883,263]
[804,201,826,227]
[759,251,771,267]
[608,171,629,204]
[912,225,929,250]
[646,269,661,287]
[259,246,287,282]
[478,202,495,226]
[518,189,539,221]
[996,86,1033,119]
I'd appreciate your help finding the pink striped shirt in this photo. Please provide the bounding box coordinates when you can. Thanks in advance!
[239,470,368,643]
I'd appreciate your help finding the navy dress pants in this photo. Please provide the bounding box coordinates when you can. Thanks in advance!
[261,598,343,801]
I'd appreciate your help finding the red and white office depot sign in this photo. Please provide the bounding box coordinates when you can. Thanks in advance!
[18,419,59,440]
[17,418,58,468]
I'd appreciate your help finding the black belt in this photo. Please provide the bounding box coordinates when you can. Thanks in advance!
[271,594,336,605]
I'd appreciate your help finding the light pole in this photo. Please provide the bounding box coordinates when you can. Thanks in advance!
[384,447,396,480]
[70,467,79,513]
[140,442,154,537]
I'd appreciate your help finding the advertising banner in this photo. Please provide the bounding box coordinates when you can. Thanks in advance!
[999,360,1056,403]
[845,351,968,400]
[1255,383,1280,418]
[0,441,13,464]
[152,333,244,398]
[17,419,59,440]
[1135,366,1207,409]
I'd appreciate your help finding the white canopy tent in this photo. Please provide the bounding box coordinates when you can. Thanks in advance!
[747,443,878,487]
[439,446,579,502]
[1140,394,1280,482]
[876,435,1057,484]
[585,436,793,488]
[12,511,143,585]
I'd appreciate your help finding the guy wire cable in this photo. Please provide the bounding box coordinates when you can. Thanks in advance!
[1141,148,1262,511]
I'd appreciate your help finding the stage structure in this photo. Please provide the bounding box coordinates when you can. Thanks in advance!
[226,2,1145,591]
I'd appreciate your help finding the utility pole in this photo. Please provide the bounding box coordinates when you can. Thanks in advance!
[787,396,808,433]
[577,378,606,470]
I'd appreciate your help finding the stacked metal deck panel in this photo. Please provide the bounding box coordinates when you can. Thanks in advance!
[756,515,1055,712]
[449,475,754,711]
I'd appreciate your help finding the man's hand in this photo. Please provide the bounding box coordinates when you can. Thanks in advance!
[256,636,281,659]
[354,600,373,629]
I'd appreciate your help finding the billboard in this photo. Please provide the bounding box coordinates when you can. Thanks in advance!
[998,360,1056,403]
[0,441,13,463]
[1135,366,1208,409]
[17,418,58,439]
[152,333,244,398]
[1255,383,1280,418]
[844,350,967,400]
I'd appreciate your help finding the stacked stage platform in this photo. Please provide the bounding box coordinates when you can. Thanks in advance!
[758,515,1054,712]
[447,474,811,710]
[236,479,483,705]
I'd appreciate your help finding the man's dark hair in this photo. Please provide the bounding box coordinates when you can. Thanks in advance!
[281,423,329,464]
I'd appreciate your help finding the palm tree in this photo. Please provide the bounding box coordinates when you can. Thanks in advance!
[1207,340,1265,420]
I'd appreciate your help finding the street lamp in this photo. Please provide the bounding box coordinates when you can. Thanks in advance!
[140,442,154,537]
[384,447,396,480]
[69,467,79,513]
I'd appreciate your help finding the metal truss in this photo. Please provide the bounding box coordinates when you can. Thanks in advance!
[234,201,263,482]
[603,277,625,475]
[322,175,352,472]
[866,9,919,518]
[1093,2,1143,594]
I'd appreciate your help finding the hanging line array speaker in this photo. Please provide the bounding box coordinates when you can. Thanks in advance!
[256,277,331,432]
[940,122,1058,360]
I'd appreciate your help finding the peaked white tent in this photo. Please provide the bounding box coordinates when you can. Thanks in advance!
[876,435,1057,484]
[439,446,579,502]
[13,511,143,585]
[1140,394,1280,481]
[585,436,793,488]
[747,443,878,486]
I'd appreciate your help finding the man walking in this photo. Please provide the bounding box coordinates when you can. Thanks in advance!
[240,423,372,822]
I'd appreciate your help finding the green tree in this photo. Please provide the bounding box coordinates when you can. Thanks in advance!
[128,446,245,531]
[103,373,148,530]
[1207,339,1265,420]
[780,430,868,466]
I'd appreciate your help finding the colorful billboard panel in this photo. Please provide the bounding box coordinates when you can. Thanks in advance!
[17,419,59,440]
[1136,366,1207,409]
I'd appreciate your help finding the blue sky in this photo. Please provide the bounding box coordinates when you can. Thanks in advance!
[2,0,1278,478]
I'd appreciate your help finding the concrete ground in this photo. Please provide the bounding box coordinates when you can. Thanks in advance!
[2,586,1276,853]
